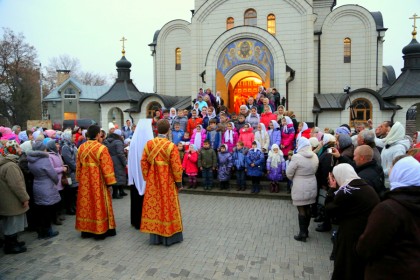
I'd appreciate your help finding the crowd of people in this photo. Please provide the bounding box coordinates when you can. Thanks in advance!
[0,86,419,279]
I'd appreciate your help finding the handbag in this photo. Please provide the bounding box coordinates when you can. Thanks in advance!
[61,172,72,186]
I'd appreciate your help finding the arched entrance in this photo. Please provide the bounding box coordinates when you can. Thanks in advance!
[107,107,124,129]
[228,71,263,113]
[406,103,420,139]
[215,38,274,113]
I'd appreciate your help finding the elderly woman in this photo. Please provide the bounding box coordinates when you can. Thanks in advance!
[326,163,379,280]
[27,141,60,239]
[60,129,78,215]
[245,96,256,110]
[357,156,420,279]
[286,137,319,242]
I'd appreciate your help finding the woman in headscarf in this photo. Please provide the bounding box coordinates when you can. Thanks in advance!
[60,129,78,215]
[260,104,277,129]
[286,137,319,242]
[267,120,281,150]
[357,155,420,279]
[381,121,411,180]
[326,163,380,280]
[296,122,310,140]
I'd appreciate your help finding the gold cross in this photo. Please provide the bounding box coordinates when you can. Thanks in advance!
[120,36,127,55]
[409,13,419,39]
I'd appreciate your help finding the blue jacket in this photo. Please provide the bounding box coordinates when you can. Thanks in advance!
[246,149,265,177]
[206,128,221,150]
[232,147,247,170]
[172,129,184,145]
[268,128,281,150]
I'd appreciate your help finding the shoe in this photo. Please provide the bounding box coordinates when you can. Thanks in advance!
[274,184,280,193]
[315,223,332,232]
[112,194,122,199]
[3,235,27,254]
[236,187,241,191]
[41,228,59,240]
[59,215,66,221]
[81,232,94,239]
[66,209,76,215]
[294,215,308,242]
[119,189,128,196]
[314,215,324,223]
[53,218,63,225]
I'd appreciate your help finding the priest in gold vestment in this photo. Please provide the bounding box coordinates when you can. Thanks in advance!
[75,125,117,240]
[140,119,184,246]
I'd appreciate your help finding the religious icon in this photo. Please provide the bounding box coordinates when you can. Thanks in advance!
[237,41,252,59]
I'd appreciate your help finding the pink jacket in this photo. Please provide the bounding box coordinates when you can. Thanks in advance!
[238,127,255,148]
[281,124,295,155]
[190,129,206,149]
[182,151,199,174]
[221,129,238,152]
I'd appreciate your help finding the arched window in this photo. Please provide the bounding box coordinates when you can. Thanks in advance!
[226,17,234,30]
[146,102,162,118]
[344,37,351,63]
[175,48,181,70]
[351,98,371,124]
[267,14,276,35]
[244,9,257,26]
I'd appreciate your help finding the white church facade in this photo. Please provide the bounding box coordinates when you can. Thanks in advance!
[149,0,420,132]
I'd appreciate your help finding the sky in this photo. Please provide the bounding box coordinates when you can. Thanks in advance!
[1,0,419,93]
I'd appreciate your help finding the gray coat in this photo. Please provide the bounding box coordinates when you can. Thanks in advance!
[286,146,319,206]
[27,150,61,206]
[104,134,127,186]
[61,140,79,188]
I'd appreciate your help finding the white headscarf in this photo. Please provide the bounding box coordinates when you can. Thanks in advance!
[216,92,221,105]
[208,109,217,119]
[296,137,310,152]
[384,121,405,146]
[297,122,308,139]
[255,123,268,140]
[253,140,261,151]
[128,119,154,195]
[270,120,279,130]
[322,133,336,146]
[390,156,420,190]
[283,116,293,132]
[333,163,361,188]
[268,144,283,168]
[224,122,235,144]
[193,125,203,149]
[169,107,177,119]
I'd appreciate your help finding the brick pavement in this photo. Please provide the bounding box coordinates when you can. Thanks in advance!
[0,193,333,279]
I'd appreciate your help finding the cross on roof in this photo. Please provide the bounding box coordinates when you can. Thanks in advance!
[120,36,127,55]
[409,13,419,39]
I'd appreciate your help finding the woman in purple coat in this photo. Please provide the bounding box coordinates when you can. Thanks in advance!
[266,144,286,193]
[27,141,61,239]
[217,144,233,190]
[46,140,67,225]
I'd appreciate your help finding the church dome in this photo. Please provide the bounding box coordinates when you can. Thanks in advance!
[116,55,132,69]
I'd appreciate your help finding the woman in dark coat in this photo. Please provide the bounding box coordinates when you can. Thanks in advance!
[326,163,380,280]
[104,130,127,199]
[357,156,420,279]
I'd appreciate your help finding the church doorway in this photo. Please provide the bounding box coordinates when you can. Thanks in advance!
[406,103,419,140]
[227,71,263,113]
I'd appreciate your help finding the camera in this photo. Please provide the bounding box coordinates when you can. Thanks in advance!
[343,86,351,94]
[327,148,332,153]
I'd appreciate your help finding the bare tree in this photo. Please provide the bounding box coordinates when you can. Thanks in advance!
[78,71,107,86]
[0,28,40,126]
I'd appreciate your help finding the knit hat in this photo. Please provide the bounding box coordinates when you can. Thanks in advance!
[46,139,58,153]
[32,141,46,151]
[335,126,350,135]
[114,129,122,136]
[338,134,352,150]
[44,129,56,138]
[108,122,115,130]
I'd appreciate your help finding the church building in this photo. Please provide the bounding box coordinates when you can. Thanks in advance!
[150,0,420,132]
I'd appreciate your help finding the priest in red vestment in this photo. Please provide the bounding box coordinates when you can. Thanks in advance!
[140,119,184,246]
[75,125,117,240]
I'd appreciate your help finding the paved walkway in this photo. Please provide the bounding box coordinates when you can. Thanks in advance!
[0,193,333,280]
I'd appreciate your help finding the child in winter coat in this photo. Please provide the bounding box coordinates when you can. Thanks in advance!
[191,125,206,150]
[232,141,248,191]
[268,120,281,150]
[246,106,260,130]
[246,141,265,194]
[217,144,233,190]
[206,118,221,151]
[182,144,199,189]
[238,123,254,149]
[254,123,269,154]
[180,132,191,151]
[267,144,286,193]
[222,122,238,152]
[280,116,295,157]
[171,122,184,145]
[198,140,217,190]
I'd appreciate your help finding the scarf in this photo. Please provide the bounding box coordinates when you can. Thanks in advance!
[268,144,283,168]
[128,119,154,195]
[297,122,308,139]
[283,116,293,132]
[169,107,177,119]
[224,122,235,144]
[255,123,268,140]
[333,163,361,188]
[383,121,405,146]
[216,96,221,105]
[193,125,203,149]
[208,110,217,119]
[390,156,420,190]
[296,137,310,152]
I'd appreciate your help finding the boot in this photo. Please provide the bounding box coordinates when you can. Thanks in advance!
[315,220,332,232]
[274,183,280,193]
[294,215,308,242]
[119,186,128,196]
[112,187,122,199]
[4,234,27,254]
[44,227,59,239]
[270,183,275,193]
[305,215,311,237]
[250,185,255,194]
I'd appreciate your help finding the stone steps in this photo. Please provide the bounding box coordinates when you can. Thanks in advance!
[181,178,291,200]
